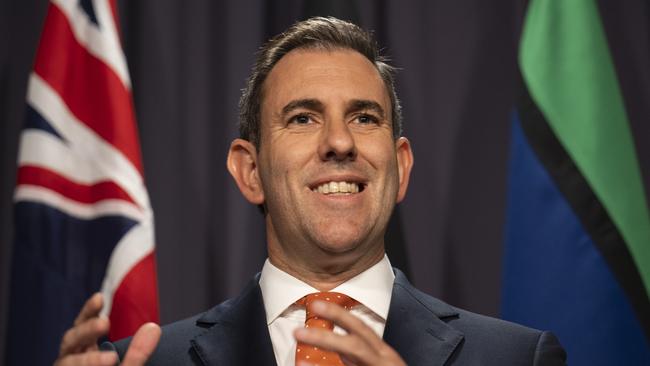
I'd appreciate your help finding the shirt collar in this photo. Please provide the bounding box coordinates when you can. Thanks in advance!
[259,255,395,325]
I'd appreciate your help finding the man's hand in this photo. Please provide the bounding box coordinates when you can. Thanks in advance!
[293,300,406,366]
[54,293,161,366]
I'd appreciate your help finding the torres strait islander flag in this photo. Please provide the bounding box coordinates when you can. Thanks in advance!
[502,0,650,365]
[6,0,159,364]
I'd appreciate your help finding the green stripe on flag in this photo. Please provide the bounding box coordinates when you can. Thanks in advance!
[519,0,650,296]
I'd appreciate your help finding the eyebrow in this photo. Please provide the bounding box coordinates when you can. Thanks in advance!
[280,98,386,120]
[346,99,386,119]
[281,99,325,117]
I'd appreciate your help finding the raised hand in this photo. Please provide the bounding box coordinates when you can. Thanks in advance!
[294,300,406,366]
[54,293,161,366]
[55,293,115,366]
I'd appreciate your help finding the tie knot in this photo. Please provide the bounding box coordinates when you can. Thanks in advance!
[296,292,358,317]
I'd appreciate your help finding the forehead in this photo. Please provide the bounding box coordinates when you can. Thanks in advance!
[261,48,390,114]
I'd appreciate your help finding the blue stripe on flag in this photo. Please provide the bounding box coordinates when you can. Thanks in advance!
[6,201,137,365]
[24,105,66,141]
[78,0,99,25]
[501,113,650,365]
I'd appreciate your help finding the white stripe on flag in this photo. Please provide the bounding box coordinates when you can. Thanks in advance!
[25,74,150,210]
[100,214,155,318]
[52,0,131,88]
[14,185,145,221]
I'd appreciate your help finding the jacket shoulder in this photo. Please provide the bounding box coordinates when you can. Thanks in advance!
[447,307,565,365]
[103,297,239,365]
[391,269,566,365]
[436,296,565,364]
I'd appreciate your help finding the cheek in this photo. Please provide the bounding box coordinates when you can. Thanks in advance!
[359,136,398,175]
[260,147,304,199]
[269,136,315,175]
[257,153,283,194]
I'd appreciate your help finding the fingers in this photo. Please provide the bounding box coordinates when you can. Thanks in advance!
[56,293,112,364]
[294,300,405,366]
[121,322,161,366]
[59,316,110,356]
[54,350,117,366]
[74,293,103,326]
[310,301,383,350]
[296,327,372,364]
[296,326,396,365]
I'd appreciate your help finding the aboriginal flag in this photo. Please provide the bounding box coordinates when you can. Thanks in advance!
[501,0,650,364]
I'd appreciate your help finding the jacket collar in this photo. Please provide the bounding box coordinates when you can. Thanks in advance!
[383,269,464,366]
[189,269,464,366]
[190,274,277,366]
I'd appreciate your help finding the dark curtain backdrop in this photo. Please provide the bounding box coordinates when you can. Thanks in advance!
[1,0,648,361]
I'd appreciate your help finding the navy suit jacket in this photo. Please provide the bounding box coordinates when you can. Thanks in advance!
[103,269,566,365]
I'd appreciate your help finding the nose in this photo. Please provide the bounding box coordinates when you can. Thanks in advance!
[317,118,357,162]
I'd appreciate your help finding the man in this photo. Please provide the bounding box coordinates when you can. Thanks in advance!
[55,17,566,365]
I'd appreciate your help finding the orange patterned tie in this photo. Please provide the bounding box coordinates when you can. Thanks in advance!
[295,292,359,366]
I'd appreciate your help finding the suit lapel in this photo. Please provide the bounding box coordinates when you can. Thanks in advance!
[383,270,464,366]
[186,269,463,366]
[190,276,277,366]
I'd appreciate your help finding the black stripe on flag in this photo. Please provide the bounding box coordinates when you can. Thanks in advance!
[517,82,650,342]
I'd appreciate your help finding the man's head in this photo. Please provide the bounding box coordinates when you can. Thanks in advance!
[239,17,402,148]
[227,17,413,282]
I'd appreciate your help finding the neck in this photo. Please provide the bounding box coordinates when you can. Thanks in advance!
[268,245,385,291]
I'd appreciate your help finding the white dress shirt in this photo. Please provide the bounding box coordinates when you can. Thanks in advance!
[259,255,395,366]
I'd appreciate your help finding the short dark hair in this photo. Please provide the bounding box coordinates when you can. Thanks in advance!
[238,16,402,147]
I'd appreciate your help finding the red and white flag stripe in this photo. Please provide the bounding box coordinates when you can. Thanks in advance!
[15,0,159,341]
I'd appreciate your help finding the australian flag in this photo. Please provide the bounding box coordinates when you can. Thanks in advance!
[6,0,159,364]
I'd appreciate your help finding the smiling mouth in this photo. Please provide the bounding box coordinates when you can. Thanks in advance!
[312,181,365,195]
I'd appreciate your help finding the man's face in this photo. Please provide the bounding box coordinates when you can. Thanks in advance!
[255,48,412,268]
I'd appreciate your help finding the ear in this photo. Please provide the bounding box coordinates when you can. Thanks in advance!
[395,137,414,203]
[227,138,265,205]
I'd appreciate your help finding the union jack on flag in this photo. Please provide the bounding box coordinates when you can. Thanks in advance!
[6,0,159,364]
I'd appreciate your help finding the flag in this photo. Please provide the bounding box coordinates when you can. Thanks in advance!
[501,0,650,364]
[6,0,159,364]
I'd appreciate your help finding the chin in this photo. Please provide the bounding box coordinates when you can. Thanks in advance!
[304,216,376,253]
[311,229,366,254]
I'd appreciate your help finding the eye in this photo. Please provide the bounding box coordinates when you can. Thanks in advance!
[355,114,379,124]
[289,114,312,125]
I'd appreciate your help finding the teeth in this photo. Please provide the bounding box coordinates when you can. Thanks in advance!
[313,181,360,195]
